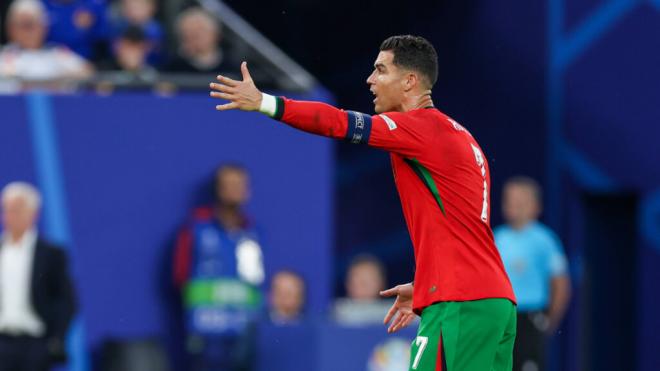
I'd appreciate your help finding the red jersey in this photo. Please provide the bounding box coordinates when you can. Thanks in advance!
[271,98,516,313]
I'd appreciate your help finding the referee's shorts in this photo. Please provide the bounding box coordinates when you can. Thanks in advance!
[513,310,549,371]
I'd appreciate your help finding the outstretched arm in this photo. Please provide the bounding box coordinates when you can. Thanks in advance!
[210,62,350,140]
[210,62,431,157]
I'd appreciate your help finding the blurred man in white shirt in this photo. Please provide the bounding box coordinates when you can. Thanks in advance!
[0,0,92,92]
[0,228,44,336]
[0,182,76,371]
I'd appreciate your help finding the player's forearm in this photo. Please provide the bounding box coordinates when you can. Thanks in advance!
[260,94,349,139]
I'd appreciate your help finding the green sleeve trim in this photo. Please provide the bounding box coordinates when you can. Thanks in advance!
[273,96,285,120]
[404,158,447,216]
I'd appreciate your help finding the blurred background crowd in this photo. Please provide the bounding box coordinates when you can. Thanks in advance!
[0,168,569,371]
[0,0,286,94]
[1,0,658,371]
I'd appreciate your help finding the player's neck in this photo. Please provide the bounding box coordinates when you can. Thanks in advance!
[400,90,434,112]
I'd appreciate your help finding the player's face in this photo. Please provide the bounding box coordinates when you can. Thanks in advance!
[367,51,407,113]
[502,184,540,228]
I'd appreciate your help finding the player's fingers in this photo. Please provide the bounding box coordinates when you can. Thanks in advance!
[400,313,415,329]
[240,61,252,82]
[389,312,406,333]
[216,102,239,111]
[380,286,398,297]
[391,312,406,332]
[399,306,413,315]
[210,91,233,100]
[216,74,239,87]
[387,316,401,334]
[383,304,397,325]
[210,82,237,94]
[395,313,414,332]
[387,320,397,333]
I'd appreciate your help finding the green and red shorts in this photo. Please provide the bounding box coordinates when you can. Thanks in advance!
[409,298,517,371]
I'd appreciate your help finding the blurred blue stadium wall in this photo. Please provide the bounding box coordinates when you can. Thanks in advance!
[546,1,660,370]
[0,90,334,369]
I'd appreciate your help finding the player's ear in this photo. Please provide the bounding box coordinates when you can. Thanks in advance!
[403,72,417,92]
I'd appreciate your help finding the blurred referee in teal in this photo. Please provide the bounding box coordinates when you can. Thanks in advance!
[494,176,571,371]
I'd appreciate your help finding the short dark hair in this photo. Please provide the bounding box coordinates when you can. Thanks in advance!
[120,25,148,43]
[505,176,543,204]
[380,35,438,88]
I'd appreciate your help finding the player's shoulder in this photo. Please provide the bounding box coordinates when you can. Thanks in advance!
[407,107,450,121]
[421,108,473,136]
[379,108,460,131]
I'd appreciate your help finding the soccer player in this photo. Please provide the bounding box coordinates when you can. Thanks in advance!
[210,35,517,371]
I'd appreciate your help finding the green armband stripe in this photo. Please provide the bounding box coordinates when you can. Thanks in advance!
[273,96,284,120]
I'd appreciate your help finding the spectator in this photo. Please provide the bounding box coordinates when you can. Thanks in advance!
[494,176,571,371]
[333,254,393,326]
[42,0,110,60]
[0,182,77,371]
[269,270,306,325]
[173,164,264,371]
[111,0,163,65]
[99,25,157,84]
[0,0,92,90]
[166,7,233,73]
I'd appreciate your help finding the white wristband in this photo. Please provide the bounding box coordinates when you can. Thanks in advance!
[259,93,278,117]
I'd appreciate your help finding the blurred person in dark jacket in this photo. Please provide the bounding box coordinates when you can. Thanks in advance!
[0,182,77,371]
[99,25,157,84]
[111,0,163,65]
[174,164,264,371]
[165,7,234,74]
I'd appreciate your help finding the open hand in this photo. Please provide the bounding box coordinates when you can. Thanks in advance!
[210,61,262,111]
[380,283,416,333]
